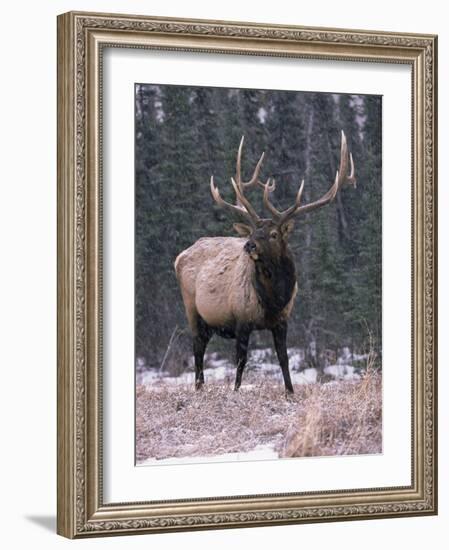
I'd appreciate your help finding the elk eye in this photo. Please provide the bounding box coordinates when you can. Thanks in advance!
[270,231,278,240]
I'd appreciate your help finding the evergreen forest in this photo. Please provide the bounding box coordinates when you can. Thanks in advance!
[135,83,382,372]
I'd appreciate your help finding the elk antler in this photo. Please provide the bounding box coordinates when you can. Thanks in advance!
[210,136,272,227]
[235,136,274,195]
[263,130,356,226]
[234,136,267,193]
[233,135,276,215]
[210,175,260,227]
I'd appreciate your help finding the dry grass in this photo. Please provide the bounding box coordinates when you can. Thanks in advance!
[136,369,382,463]
[280,369,382,458]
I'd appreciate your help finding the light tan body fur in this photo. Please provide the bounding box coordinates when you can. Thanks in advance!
[175,237,297,335]
[173,132,354,392]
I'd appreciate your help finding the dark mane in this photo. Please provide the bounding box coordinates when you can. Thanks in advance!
[253,253,297,326]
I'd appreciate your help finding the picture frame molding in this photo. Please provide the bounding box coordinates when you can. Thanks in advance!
[57,10,437,538]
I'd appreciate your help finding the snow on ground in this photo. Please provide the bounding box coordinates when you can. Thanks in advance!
[136,373,382,464]
[140,443,278,466]
[324,364,361,381]
[291,368,318,385]
[136,346,363,386]
[135,346,379,464]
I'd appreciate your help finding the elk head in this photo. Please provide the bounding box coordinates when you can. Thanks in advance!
[210,131,356,262]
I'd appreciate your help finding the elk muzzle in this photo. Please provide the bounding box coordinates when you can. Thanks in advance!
[244,240,259,260]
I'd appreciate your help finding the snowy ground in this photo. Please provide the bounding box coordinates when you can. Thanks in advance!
[136,349,381,466]
[136,346,366,387]
[140,444,278,466]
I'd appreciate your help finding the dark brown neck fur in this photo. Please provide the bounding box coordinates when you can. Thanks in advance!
[253,251,296,326]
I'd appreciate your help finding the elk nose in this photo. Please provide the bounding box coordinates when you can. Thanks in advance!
[244,241,256,254]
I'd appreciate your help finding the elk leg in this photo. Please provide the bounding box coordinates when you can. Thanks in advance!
[234,328,250,391]
[193,319,211,390]
[272,322,294,394]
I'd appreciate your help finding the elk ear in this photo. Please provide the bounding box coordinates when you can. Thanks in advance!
[280,219,295,238]
[233,223,252,237]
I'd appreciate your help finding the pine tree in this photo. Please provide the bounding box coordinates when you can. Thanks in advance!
[134,84,382,368]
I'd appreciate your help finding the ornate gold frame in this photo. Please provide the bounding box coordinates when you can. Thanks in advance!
[57,11,438,538]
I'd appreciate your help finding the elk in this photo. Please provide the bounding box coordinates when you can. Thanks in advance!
[174,132,356,394]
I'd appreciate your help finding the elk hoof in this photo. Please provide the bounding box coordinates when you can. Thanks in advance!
[195,381,204,391]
